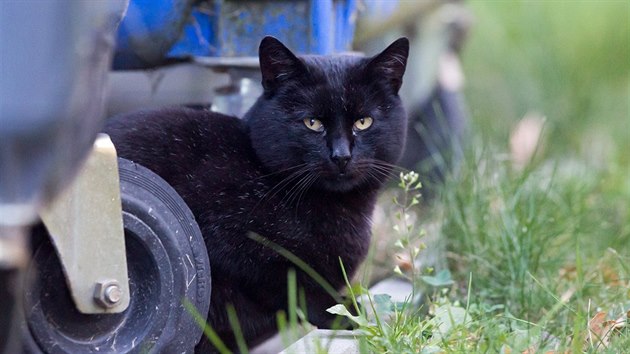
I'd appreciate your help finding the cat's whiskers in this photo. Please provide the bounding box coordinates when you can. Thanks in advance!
[365,159,408,172]
[288,171,321,218]
[359,169,381,188]
[246,165,313,219]
[257,165,311,201]
[247,162,310,182]
[353,158,407,183]
[370,166,397,180]
[365,170,387,185]
[280,167,318,207]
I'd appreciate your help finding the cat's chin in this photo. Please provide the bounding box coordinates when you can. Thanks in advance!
[317,173,379,193]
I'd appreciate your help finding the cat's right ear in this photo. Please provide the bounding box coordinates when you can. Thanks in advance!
[366,37,409,94]
[259,36,305,92]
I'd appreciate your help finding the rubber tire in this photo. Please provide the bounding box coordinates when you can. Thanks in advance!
[1,268,23,354]
[24,158,211,353]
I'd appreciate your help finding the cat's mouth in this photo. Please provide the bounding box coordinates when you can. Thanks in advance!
[333,172,353,181]
[315,159,385,192]
[317,166,365,192]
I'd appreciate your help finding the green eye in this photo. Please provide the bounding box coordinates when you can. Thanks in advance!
[353,117,373,131]
[304,118,324,132]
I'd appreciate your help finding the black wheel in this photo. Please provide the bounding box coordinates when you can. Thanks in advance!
[23,158,211,353]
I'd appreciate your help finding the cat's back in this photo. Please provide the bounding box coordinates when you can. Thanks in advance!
[104,107,260,189]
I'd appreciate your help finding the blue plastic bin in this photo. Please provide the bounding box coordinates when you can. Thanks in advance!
[115,0,357,68]
[169,0,357,57]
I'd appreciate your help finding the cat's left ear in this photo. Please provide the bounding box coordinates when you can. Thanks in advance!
[259,36,306,92]
[367,37,409,94]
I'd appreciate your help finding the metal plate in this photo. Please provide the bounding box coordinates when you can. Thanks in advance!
[40,134,130,314]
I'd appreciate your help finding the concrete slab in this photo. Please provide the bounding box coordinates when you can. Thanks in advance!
[280,330,360,354]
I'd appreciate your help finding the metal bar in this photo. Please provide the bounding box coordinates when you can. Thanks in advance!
[40,134,130,314]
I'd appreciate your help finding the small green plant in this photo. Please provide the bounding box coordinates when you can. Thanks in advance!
[391,171,426,299]
[326,171,471,353]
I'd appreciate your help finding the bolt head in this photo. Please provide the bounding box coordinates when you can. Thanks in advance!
[94,280,122,308]
[104,284,122,303]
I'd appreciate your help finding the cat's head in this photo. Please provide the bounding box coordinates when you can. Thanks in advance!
[246,36,409,192]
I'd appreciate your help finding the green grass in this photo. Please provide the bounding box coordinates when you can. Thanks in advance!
[355,160,629,352]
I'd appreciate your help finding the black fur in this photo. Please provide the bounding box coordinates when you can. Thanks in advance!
[104,37,408,352]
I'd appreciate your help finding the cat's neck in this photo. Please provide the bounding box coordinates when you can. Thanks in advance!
[309,183,381,214]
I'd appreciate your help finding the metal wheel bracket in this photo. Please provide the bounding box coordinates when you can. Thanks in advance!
[39,134,130,314]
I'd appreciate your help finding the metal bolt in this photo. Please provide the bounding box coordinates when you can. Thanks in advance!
[94,280,122,308]
[104,284,122,304]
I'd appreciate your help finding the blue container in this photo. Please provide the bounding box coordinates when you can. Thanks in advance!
[115,0,357,68]
[169,0,357,57]
[114,0,193,69]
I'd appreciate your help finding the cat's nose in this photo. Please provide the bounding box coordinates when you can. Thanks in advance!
[331,153,351,173]
[330,136,352,173]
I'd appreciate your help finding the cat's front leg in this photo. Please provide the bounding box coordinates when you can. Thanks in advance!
[196,278,277,353]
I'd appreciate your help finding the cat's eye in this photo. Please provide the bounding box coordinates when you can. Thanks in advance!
[353,117,373,131]
[303,118,324,132]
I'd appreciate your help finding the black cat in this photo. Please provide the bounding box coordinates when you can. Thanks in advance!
[104,36,409,352]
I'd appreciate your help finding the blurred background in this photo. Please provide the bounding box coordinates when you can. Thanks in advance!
[463,0,629,168]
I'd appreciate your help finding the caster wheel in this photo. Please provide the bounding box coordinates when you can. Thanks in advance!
[23,158,211,353]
